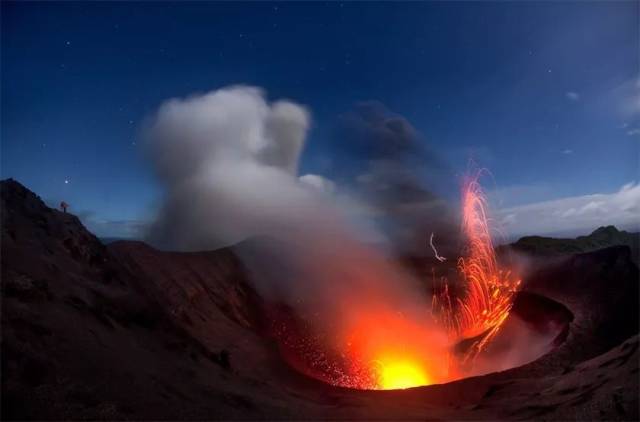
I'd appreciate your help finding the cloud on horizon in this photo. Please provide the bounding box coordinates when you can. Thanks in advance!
[497,181,640,237]
[566,91,580,101]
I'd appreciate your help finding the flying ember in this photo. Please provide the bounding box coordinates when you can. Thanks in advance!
[432,169,521,365]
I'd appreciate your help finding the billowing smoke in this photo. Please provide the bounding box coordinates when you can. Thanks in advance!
[146,86,318,251]
[329,101,460,256]
[143,85,391,306]
[143,86,446,359]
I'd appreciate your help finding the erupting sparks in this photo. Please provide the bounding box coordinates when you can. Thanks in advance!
[433,169,521,365]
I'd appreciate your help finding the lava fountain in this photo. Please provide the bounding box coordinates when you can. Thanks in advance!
[433,170,521,367]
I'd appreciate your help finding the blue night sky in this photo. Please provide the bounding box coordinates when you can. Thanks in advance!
[2,2,638,238]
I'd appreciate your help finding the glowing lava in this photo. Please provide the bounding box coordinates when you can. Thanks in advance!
[375,359,430,389]
[343,309,451,390]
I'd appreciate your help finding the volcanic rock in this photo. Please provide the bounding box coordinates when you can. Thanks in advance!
[508,225,639,264]
[1,179,638,420]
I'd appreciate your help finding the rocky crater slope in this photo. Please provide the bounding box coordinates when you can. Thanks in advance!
[2,179,638,420]
[506,225,639,265]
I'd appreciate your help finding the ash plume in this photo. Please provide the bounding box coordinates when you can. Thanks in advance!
[332,101,460,256]
[144,86,433,307]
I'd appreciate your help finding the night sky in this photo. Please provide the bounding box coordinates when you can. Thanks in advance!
[2,2,638,238]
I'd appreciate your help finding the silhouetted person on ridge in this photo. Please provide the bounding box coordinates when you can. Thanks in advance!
[60,201,69,213]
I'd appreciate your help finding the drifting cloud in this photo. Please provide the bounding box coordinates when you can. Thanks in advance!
[487,183,553,209]
[627,128,640,136]
[612,77,640,118]
[565,91,580,101]
[561,149,573,154]
[87,219,148,240]
[299,173,335,194]
[497,182,640,236]
[77,211,147,239]
[42,203,148,240]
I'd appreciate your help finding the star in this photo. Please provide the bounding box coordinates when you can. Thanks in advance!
[65,41,71,46]
[64,179,70,184]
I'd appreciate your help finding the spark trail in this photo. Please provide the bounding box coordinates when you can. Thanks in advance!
[430,232,447,262]
[433,170,521,365]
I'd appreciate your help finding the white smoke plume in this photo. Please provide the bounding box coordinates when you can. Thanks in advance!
[143,85,431,314]
[146,86,318,250]
[143,87,450,384]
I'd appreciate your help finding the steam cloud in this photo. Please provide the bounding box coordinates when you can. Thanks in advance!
[146,86,326,251]
[144,85,432,315]
[144,87,449,380]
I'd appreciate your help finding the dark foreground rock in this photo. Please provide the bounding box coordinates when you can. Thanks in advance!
[2,179,638,420]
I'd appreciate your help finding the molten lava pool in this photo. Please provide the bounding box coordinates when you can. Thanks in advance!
[269,305,452,390]
[272,294,573,391]
[342,309,454,389]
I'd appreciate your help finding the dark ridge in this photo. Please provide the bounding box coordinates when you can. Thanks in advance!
[1,178,638,420]
[505,225,639,264]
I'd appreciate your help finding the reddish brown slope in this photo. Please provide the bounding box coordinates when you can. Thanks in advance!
[0,179,295,420]
[2,178,638,420]
[107,240,278,382]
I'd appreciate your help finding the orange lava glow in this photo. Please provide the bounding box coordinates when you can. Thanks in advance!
[376,360,430,389]
[343,309,452,389]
